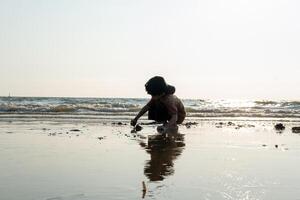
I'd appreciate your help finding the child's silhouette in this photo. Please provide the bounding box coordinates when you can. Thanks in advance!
[131,76,186,134]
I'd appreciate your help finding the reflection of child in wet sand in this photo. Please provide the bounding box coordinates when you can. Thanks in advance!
[131,76,186,134]
[143,140,185,181]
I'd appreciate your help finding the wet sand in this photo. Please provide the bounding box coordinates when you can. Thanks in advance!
[1,119,300,200]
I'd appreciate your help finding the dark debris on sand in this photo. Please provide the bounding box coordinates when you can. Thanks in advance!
[215,122,224,128]
[292,127,300,133]
[274,123,285,131]
[70,129,81,132]
[215,121,255,129]
[262,144,288,150]
[97,136,107,140]
[228,121,235,126]
[235,124,255,129]
[183,122,198,128]
[112,122,127,126]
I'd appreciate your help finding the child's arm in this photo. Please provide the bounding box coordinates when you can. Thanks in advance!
[131,104,150,126]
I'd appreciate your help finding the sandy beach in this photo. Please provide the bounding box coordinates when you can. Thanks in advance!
[1,117,300,200]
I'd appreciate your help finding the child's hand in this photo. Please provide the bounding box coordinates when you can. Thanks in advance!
[130,119,137,126]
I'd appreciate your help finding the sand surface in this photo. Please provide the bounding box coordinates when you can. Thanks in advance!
[1,118,300,200]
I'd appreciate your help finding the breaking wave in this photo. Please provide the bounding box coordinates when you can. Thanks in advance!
[0,97,299,119]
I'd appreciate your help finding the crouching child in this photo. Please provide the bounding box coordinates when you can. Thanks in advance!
[131,76,186,135]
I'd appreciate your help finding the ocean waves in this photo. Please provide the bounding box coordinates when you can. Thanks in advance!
[0,97,299,119]
[0,102,141,114]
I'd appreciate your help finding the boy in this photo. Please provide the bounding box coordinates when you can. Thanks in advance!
[131,76,186,134]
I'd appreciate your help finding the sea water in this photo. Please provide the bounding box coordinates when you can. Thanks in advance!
[0,97,299,120]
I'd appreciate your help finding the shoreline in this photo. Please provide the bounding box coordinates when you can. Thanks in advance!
[0,114,300,124]
[1,118,300,200]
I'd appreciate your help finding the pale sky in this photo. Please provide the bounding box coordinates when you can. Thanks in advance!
[0,0,299,99]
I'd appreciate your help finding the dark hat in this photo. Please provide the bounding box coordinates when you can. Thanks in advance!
[145,76,175,95]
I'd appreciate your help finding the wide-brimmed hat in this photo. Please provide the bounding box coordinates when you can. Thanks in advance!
[145,76,175,95]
